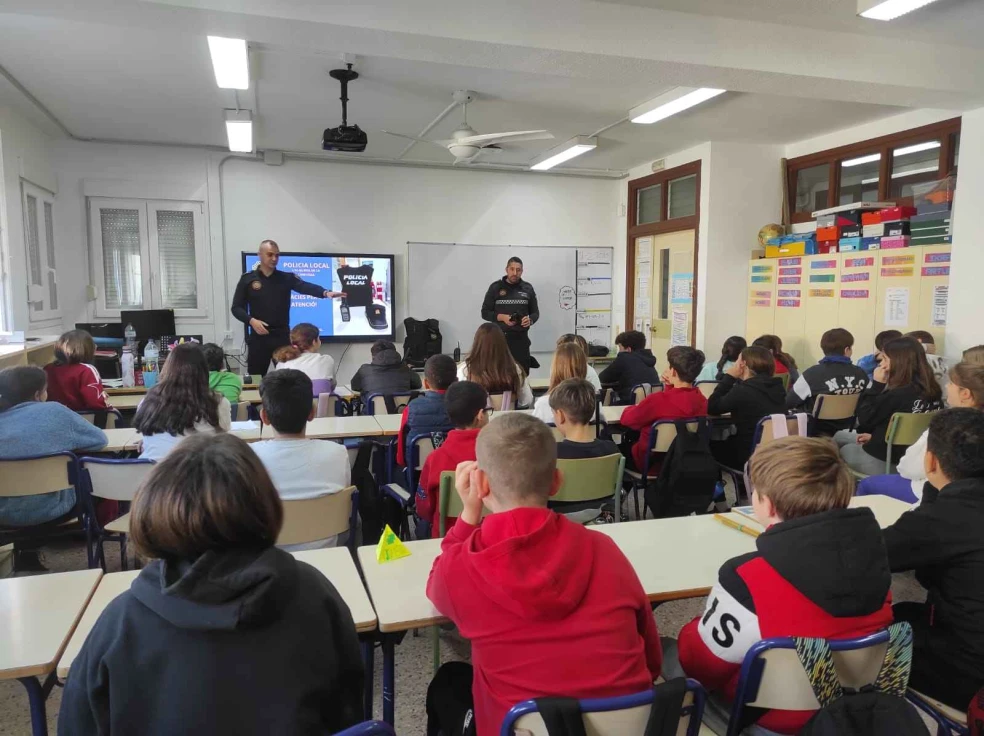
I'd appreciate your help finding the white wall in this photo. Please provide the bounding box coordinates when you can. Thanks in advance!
[0,105,57,333]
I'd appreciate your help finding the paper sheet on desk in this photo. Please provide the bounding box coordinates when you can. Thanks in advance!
[231,420,258,430]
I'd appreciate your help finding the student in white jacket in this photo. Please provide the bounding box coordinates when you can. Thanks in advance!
[555,334,601,390]
[272,323,335,383]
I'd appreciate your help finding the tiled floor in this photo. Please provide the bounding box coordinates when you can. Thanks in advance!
[0,535,927,736]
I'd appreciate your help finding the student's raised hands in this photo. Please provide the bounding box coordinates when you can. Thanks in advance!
[455,460,485,526]
[726,358,745,380]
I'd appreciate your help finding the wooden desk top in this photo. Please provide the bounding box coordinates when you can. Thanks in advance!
[600,405,625,424]
[306,415,383,439]
[1,569,102,680]
[56,570,137,678]
[293,548,377,632]
[373,414,402,436]
[849,495,910,528]
[110,389,261,410]
[357,540,444,633]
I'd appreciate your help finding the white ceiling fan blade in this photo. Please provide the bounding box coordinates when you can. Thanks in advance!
[456,130,554,146]
[381,131,449,150]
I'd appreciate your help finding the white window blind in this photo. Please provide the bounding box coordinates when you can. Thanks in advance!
[154,210,198,310]
[99,208,144,310]
[44,202,57,310]
[22,182,60,321]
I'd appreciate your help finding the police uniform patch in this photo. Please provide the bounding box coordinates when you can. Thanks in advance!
[499,289,506,296]
[251,280,262,291]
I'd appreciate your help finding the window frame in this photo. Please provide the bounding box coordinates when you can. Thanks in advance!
[22,181,60,323]
[88,197,209,319]
[786,117,961,224]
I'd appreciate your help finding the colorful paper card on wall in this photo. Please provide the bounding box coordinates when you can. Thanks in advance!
[882,255,915,266]
[778,267,802,275]
[844,257,874,268]
[777,299,800,308]
[778,276,801,284]
[751,276,772,283]
[921,266,950,277]
[841,289,869,298]
[749,299,771,307]
[778,258,802,266]
[810,289,835,298]
[778,290,801,298]
[751,265,773,273]
[925,252,951,263]
[810,260,837,269]
[841,272,870,283]
[809,274,836,283]
[881,267,914,277]
[751,291,771,298]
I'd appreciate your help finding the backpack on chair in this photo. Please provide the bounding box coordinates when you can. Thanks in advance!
[403,318,442,368]
[645,418,719,518]
[797,622,928,736]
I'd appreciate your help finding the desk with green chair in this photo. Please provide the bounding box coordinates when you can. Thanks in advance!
[851,411,937,480]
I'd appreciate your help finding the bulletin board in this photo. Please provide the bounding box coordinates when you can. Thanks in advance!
[746,261,776,339]
[772,256,808,365]
[803,255,841,366]
[838,253,878,360]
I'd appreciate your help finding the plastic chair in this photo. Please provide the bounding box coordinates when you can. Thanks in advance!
[630,382,660,405]
[718,413,809,500]
[489,391,514,411]
[726,627,907,736]
[501,679,707,736]
[907,688,970,735]
[405,433,436,495]
[78,408,125,429]
[552,454,625,522]
[811,392,861,425]
[230,401,251,421]
[277,485,358,551]
[882,411,936,474]
[623,418,705,520]
[778,373,790,390]
[79,457,155,570]
[695,381,718,399]
[364,392,419,415]
[335,721,396,736]
[0,452,84,565]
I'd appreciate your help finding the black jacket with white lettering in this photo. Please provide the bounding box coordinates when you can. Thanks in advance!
[481,277,539,334]
[677,507,893,734]
[785,355,870,434]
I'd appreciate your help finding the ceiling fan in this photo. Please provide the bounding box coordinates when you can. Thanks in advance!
[383,90,554,164]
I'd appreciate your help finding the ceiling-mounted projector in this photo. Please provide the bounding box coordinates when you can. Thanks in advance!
[323,63,367,152]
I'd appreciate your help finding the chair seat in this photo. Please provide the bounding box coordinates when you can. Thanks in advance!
[104,512,131,535]
[909,689,969,726]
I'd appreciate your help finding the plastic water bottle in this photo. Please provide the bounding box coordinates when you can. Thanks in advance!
[124,322,137,351]
[121,346,135,388]
[143,339,160,388]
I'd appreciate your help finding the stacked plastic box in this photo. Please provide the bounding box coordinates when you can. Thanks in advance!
[879,206,916,249]
[763,232,817,258]
[909,177,954,245]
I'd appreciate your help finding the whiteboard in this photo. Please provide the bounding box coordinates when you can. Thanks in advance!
[407,242,611,353]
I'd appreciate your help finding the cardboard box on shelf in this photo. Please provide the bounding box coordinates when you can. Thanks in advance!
[839,237,862,252]
[881,235,911,249]
[910,234,952,246]
[861,211,882,225]
[883,220,911,237]
[862,237,881,251]
[817,241,838,254]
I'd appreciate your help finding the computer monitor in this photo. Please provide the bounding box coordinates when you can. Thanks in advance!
[120,309,176,352]
[75,322,124,340]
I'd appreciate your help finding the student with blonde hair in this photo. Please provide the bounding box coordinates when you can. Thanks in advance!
[556,333,601,390]
[457,323,532,408]
[44,329,112,411]
[532,342,587,422]
[271,322,335,382]
[59,433,365,735]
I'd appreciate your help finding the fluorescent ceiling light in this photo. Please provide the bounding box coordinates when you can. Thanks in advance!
[207,36,249,90]
[530,136,597,171]
[892,166,940,179]
[225,109,253,153]
[630,87,726,125]
[858,0,943,21]
[894,141,941,156]
[842,153,881,167]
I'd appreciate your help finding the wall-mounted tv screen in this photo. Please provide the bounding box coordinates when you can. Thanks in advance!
[241,252,394,342]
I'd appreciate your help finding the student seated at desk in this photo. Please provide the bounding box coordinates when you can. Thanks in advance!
[882,409,984,711]
[556,333,601,390]
[414,380,489,539]
[707,346,785,470]
[58,433,364,736]
[696,335,746,383]
[834,337,942,476]
[272,322,336,382]
[43,329,112,412]
[425,414,662,736]
[549,378,618,460]
[752,334,799,384]
[396,353,457,467]
[202,342,243,404]
[620,346,708,473]
[597,329,660,404]
[666,437,893,734]
[457,323,533,408]
[252,369,350,549]
[134,343,231,461]
[0,366,107,572]
[350,340,422,410]
[532,342,587,423]
[906,329,948,389]
[786,328,869,436]
[856,329,901,381]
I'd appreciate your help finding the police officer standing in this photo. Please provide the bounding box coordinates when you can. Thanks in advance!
[231,240,345,376]
[480,256,539,372]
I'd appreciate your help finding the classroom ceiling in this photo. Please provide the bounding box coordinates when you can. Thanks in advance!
[0,0,981,175]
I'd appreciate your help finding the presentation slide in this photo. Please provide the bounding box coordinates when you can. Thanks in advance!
[241,252,394,342]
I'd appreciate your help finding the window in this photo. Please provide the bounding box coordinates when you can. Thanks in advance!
[668,174,697,219]
[88,198,207,318]
[636,184,662,225]
[22,182,59,322]
[785,117,961,223]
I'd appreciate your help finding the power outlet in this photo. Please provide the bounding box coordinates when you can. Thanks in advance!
[223,331,234,342]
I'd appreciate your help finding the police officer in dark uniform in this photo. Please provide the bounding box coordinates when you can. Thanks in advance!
[231,240,346,376]
[480,256,539,372]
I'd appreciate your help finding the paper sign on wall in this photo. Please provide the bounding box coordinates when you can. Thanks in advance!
[578,248,612,265]
[671,273,692,303]
[636,238,653,261]
[670,310,689,346]
[885,287,910,327]
[932,285,948,327]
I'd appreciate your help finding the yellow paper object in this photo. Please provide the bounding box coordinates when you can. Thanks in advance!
[376,524,411,563]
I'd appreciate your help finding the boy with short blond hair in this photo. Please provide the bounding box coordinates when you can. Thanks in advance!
[425,413,662,736]
[673,436,893,734]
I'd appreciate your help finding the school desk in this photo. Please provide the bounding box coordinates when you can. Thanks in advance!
[108,389,262,410]
[99,426,263,452]
[1,568,102,736]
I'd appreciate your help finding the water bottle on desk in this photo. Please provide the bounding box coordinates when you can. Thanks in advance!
[121,346,135,388]
[124,323,137,351]
[143,339,160,388]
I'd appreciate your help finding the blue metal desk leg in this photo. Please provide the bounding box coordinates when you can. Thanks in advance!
[382,635,396,725]
[18,676,48,736]
[361,639,375,720]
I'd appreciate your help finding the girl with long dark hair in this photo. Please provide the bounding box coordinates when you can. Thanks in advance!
[457,323,533,407]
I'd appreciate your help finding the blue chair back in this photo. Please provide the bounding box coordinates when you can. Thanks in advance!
[0,451,82,550]
[335,721,396,736]
[405,432,438,493]
[638,417,708,479]
[79,456,155,569]
[501,679,706,736]
[364,392,419,415]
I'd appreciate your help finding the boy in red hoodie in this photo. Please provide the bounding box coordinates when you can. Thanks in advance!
[43,329,112,412]
[414,380,489,538]
[620,346,708,473]
[425,413,662,736]
[669,436,893,734]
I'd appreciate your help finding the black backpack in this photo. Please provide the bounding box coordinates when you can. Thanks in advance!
[403,318,442,368]
[797,622,928,736]
[645,418,719,518]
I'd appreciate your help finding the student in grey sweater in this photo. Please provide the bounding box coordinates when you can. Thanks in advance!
[0,366,107,528]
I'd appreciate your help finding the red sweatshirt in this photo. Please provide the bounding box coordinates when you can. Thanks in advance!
[619,385,707,472]
[415,428,480,535]
[44,363,110,412]
[427,507,662,736]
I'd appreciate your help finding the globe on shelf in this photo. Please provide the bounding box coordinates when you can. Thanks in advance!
[758,223,785,247]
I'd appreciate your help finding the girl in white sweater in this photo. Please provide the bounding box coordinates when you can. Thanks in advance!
[272,323,335,383]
